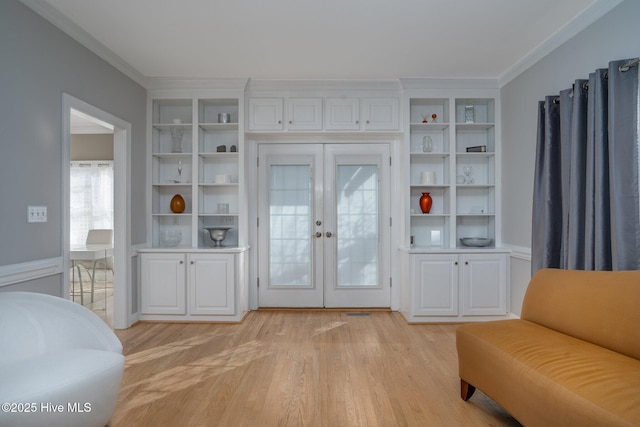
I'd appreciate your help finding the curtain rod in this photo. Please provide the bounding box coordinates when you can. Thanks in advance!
[619,58,639,72]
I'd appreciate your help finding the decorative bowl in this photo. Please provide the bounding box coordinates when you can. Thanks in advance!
[459,237,493,247]
[160,229,182,247]
[203,227,232,247]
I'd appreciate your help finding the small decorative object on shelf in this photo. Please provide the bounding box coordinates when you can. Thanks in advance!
[159,229,182,247]
[230,145,237,152]
[422,135,433,152]
[218,113,230,123]
[421,171,436,185]
[466,145,487,152]
[421,115,428,123]
[170,129,184,154]
[217,145,227,152]
[431,113,437,123]
[462,165,474,184]
[170,194,186,213]
[419,192,433,214]
[465,105,475,123]
[204,227,232,247]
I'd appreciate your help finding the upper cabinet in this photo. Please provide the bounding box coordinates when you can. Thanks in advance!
[248,95,400,132]
[248,97,283,131]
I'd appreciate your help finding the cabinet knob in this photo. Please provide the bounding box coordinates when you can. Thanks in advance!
[455,261,458,265]
[355,120,359,124]
[326,231,333,238]
[366,120,370,124]
[314,232,322,238]
[465,261,469,265]
[278,120,282,124]
[191,261,194,265]
[180,260,184,264]
[289,120,293,124]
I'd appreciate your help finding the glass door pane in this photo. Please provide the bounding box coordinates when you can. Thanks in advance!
[269,165,312,287]
[336,164,379,287]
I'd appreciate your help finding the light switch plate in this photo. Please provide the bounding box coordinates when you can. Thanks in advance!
[28,205,47,223]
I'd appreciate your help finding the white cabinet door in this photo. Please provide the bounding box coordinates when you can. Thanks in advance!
[189,253,235,315]
[286,97,323,130]
[140,253,186,315]
[248,98,283,131]
[362,97,399,131]
[461,253,507,315]
[324,98,360,130]
[412,254,459,316]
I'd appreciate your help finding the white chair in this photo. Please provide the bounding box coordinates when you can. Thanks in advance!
[74,229,113,304]
[0,291,124,427]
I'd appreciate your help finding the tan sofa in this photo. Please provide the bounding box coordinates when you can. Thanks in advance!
[456,268,640,427]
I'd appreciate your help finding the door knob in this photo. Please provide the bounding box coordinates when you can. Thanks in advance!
[326,232,333,238]
[314,232,322,238]
[316,220,322,226]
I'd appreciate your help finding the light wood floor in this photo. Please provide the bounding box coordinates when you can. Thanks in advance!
[111,311,521,427]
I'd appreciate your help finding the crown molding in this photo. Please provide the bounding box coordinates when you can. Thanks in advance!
[498,0,624,87]
[399,78,499,91]
[245,79,402,93]
[20,0,147,88]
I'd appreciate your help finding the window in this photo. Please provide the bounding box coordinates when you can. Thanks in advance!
[70,161,114,246]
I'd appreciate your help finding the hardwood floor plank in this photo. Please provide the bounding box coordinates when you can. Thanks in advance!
[111,311,520,427]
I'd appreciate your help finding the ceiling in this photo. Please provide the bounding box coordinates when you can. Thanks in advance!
[33,0,615,83]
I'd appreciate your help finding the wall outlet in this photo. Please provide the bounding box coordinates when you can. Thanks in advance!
[28,205,47,223]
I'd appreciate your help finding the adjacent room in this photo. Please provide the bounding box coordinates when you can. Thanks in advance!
[1,0,638,426]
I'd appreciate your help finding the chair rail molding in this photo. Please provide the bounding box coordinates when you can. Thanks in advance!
[0,257,64,287]
[504,244,532,262]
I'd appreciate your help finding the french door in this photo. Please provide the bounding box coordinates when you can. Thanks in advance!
[258,143,390,307]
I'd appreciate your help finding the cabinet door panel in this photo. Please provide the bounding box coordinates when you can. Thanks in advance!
[189,254,235,315]
[325,98,360,130]
[412,255,458,316]
[249,98,283,131]
[287,98,322,130]
[363,98,399,130]
[140,254,186,315]
[461,254,507,315]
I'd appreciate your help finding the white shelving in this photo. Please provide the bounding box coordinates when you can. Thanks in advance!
[401,91,509,323]
[406,96,499,248]
[149,97,243,249]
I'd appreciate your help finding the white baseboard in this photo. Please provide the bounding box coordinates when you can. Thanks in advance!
[0,257,64,287]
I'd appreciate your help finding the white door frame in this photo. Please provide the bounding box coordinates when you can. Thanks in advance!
[62,94,133,329]
[247,137,402,312]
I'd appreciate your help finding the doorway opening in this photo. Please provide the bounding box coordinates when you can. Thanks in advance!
[69,109,114,325]
[62,94,132,329]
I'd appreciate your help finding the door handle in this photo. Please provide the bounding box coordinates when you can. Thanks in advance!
[314,232,322,238]
[325,232,333,238]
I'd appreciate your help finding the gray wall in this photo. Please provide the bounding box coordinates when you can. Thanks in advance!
[501,0,640,314]
[0,0,146,294]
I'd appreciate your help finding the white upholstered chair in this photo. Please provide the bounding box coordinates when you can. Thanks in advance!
[0,291,124,427]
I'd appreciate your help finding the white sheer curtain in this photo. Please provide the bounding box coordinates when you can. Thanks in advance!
[70,161,114,247]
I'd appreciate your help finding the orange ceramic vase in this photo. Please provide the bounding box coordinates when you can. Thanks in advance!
[170,194,185,213]
[419,192,432,213]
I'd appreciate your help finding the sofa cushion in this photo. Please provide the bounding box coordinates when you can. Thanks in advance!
[457,320,640,427]
[521,269,640,360]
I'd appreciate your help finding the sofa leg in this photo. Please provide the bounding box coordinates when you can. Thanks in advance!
[460,379,476,401]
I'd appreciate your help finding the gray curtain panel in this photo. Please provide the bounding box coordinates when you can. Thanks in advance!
[532,58,640,274]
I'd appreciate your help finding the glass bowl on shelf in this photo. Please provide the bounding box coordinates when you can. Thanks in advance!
[159,229,182,247]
